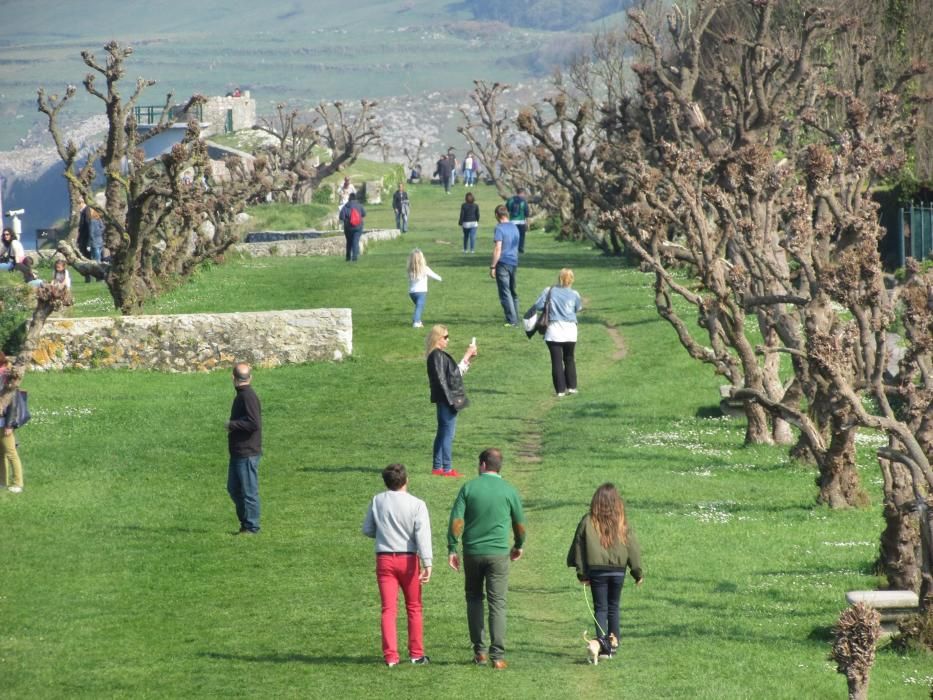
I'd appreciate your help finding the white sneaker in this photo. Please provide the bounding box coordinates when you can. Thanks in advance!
[557,392,566,398]
[412,322,423,328]
[567,389,578,394]
[8,486,22,493]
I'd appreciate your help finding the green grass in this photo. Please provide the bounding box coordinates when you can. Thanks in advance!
[3,182,931,698]
[243,202,333,231]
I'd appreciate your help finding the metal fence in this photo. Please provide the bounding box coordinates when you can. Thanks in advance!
[898,203,933,267]
[133,103,203,126]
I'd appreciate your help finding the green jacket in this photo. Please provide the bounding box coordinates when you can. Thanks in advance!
[567,515,642,581]
[448,472,526,556]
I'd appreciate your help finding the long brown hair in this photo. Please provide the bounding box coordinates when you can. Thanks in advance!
[589,483,627,547]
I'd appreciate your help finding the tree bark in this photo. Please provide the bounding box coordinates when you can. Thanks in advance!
[877,461,921,590]
[816,418,868,508]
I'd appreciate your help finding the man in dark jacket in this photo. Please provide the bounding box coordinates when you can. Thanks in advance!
[338,192,367,262]
[434,156,452,194]
[226,362,262,534]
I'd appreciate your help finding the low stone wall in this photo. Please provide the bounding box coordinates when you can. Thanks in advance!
[32,309,352,372]
[233,228,400,257]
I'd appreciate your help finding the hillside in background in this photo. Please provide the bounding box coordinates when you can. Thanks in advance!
[0,0,624,153]
[467,0,632,30]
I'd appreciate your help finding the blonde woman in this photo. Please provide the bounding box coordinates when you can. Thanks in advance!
[425,325,476,476]
[568,483,643,659]
[533,268,582,396]
[408,249,442,328]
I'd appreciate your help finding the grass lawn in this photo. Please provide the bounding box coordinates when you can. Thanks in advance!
[3,182,930,698]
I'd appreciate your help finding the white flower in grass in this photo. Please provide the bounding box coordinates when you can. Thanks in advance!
[821,541,874,548]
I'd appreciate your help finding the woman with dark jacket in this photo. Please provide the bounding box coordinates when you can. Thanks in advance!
[425,324,476,477]
[458,192,480,253]
[568,483,644,659]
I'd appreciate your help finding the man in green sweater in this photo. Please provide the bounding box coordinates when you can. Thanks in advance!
[447,448,526,669]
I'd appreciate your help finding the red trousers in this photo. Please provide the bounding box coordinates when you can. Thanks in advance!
[376,553,424,663]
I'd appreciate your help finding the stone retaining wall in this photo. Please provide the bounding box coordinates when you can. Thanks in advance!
[33,309,352,372]
[233,228,400,257]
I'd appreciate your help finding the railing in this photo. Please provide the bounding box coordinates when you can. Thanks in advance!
[133,103,203,126]
[898,203,933,267]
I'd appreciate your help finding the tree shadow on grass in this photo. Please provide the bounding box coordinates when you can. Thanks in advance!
[297,465,379,474]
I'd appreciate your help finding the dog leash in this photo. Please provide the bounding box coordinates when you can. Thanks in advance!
[581,583,607,638]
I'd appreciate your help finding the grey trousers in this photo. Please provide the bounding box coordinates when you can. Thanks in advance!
[464,554,511,660]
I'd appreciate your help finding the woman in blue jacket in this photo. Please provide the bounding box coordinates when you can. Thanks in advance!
[533,268,582,397]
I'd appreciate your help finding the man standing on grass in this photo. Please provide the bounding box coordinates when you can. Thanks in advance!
[447,448,526,669]
[339,192,366,262]
[362,463,432,667]
[489,205,521,327]
[225,362,262,535]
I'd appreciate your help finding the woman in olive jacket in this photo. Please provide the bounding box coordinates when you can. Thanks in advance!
[425,325,476,477]
[568,483,643,657]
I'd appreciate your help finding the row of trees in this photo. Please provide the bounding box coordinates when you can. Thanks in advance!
[38,42,383,315]
[459,1,932,607]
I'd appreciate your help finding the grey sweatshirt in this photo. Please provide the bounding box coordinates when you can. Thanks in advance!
[362,490,433,567]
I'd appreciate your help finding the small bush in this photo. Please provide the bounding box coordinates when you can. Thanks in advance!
[892,608,933,653]
[0,284,33,354]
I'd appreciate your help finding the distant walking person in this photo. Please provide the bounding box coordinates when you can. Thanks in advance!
[408,249,441,329]
[362,463,433,667]
[434,155,452,194]
[567,483,643,659]
[534,268,582,397]
[339,193,366,262]
[463,151,477,187]
[225,362,262,534]
[426,325,476,476]
[459,192,480,254]
[506,188,530,254]
[447,152,458,189]
[0,353,25,494]
[489,205,520,327]
[337,176,356,216]
[447,448,526,669]
[392,183,411,233]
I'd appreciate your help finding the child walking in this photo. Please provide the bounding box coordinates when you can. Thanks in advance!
[567,483,644,659]
[407,249,441,329]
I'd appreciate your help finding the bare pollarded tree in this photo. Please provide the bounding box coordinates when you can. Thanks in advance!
[458,81,539,200]
[39,42,262,314]
[256,99,382,204]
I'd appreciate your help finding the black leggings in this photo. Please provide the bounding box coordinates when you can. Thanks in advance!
[545,341,576,394]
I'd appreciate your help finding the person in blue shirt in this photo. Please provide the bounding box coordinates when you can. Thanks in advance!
[533,268,583,396]
[489,205,521,326]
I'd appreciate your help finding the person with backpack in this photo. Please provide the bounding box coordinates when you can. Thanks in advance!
[505,188,531,254]
[339,192,366,262]
[392,183,411,234]
[0,353,26,493]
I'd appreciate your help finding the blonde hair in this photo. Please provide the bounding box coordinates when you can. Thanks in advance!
[425,324,448,357]
[559,268,574,287]
[408,249,426,282]
[589,483,628,547]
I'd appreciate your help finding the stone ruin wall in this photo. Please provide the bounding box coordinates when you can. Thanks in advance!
[33,309,352,373]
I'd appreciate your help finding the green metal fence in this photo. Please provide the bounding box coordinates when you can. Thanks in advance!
[898,203,933,267]
[133,103,203,126]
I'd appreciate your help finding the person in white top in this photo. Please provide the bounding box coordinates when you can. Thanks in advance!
[52,259,72,289]
[337,176,356,217]
[362,463,433,666]
[0,228,25,271]
[407,249,442,328]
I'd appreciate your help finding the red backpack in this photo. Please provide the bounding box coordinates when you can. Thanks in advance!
[348,206,362,228]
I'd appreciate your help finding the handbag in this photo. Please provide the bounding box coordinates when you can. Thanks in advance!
[535,287,553,334]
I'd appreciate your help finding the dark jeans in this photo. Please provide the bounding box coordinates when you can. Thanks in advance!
[227,454,261,532]
[433,401,458,470]
[589,570,625,644]
[344,230,362,261]
[545,340,577,394]
[464,554,510,660]
[494,263,519,325]
[516,223,527,253]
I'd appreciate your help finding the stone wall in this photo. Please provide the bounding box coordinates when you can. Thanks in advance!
[33,309,352,373]
[201,92,257,135]
[233,228,400,257]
